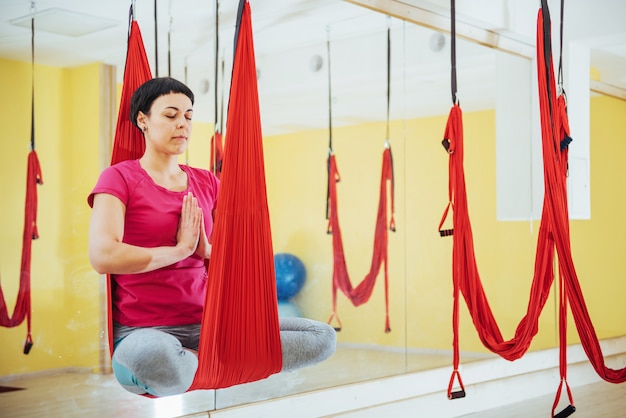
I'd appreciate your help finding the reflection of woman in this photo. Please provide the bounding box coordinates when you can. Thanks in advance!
[88,77,336,396]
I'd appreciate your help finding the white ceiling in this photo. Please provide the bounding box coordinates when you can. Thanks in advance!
[1,0,625,136]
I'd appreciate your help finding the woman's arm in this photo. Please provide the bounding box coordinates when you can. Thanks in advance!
[89,193,201,275]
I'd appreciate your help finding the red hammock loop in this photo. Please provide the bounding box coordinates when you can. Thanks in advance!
[326,148,395,332]
[189,0,282,390]
[105,11,153,358]
[441,2,626,413]
[110,15,152,165]
[0,150,42,354]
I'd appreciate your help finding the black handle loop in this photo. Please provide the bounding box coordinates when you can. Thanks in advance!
[554,405,576,418]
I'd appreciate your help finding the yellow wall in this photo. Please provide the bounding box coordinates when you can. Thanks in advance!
[0,59,102,375]
[1,54,625,377]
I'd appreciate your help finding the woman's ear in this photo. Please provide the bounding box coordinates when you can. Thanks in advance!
[136,111,148,127]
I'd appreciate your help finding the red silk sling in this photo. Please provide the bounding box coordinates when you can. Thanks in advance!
[110,9,152,165]
[0,16,42,355]
[325,24,396,334]
[189,0,282,389]
[326,149,395,333]
[105,7,152,358]
[440,0,626,412]
[210,131,224,179]
[536,3,626,415]
[0,151,42,355]
[105,1,280,390]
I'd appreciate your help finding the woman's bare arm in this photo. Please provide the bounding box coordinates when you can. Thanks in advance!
[89,193,200,275]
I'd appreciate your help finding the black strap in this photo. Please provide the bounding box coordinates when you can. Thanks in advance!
[167,9,172,77]
[540,0,553,113]
[385,19,391,142]
[30,12,35,151]
[233,0,246,60]
[214,0,220,130]
[557,0,564,90]
[325,28,333,221]
[220,58,225,133]
[154,0,158,76]
[450,0,457,104]
[326,29,333,154]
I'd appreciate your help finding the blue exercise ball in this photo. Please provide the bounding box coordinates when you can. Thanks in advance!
[274,253,306,301]
[278,300,302,318]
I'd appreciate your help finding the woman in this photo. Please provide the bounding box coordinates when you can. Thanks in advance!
[88,77,335,397]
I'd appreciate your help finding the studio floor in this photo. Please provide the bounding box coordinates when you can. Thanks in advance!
[3,344,624,418]
[0,345,461,418]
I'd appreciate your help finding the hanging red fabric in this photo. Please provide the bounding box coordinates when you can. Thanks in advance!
[535,1,626,388]
[440,0,626,408]
[189,0,282,390]
[105,11,153,358]
[326,147,395,333]
[210,131,224,179]
[0,150,42,354]
[110,16,153,165]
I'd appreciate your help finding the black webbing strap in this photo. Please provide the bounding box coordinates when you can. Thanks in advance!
[540,0,554,119]
[385,18,391,143]
[233,0,246,63]
[557,0,564,91]
[450,0,457,105]
[154,0,158,76]
[167,4,172,77]
[385,18,395,227]
[30,13,35,151]
[214,0,220,131]
[325,28,333,222]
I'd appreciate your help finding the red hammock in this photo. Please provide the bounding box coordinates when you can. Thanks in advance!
[105,9,153,357]
[1,17,42,355]
[110,12,152,165]
[440,0,626,410]
[189,0,282,389]
[0,151,42,354]
[104,1,280,390]
[326,148,395,333]
[210,131,224,179]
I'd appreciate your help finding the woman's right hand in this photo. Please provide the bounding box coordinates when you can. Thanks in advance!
[176,193,202,256]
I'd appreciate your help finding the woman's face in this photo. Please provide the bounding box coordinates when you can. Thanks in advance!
[139,92,193,156]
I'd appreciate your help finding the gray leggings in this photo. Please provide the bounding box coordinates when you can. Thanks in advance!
[112,317,336,396]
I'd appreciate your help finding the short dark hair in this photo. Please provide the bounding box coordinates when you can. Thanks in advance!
[129,77,195,128]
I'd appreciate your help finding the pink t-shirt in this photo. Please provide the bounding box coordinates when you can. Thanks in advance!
[88,160,219,327]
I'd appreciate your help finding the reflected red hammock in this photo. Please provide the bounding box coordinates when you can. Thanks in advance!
[210,131,224,179]
[0,151,42,354]
[110,16,152,165]
[326,148,395,333]
[189,0,282,390]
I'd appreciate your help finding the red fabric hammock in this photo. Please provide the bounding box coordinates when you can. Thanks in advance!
[440,0,626,407]
[326,148,395,333]
[1,17,42,355]
[105,11,152,357]
[189,0,282,389]
[210,131,224,179]
[0,150,42,354]
[110,15,152,165]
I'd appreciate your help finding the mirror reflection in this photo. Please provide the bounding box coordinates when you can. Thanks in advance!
[1,0,625,416]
